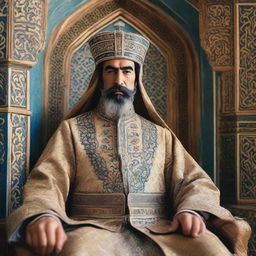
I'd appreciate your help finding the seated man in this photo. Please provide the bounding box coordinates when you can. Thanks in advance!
[7,29,250,256]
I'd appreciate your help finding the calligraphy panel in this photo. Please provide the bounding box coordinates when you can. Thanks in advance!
[10,69,27,107]
[201,1,233,67]
[13,0,45,62]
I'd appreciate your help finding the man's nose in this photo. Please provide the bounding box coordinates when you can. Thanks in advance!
[115,70,124,85]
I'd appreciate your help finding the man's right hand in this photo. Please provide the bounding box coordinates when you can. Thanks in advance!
[25,216,67,256]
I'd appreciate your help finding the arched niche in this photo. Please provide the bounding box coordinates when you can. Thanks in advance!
[43,0,200,159]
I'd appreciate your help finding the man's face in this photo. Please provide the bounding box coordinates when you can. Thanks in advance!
[102,59,136,91]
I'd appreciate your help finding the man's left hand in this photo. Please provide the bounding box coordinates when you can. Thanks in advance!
[168,212,206,238]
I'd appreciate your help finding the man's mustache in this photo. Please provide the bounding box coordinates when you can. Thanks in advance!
[103,84,136,99]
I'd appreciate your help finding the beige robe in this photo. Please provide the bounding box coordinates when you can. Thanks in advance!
[7,105,250,256]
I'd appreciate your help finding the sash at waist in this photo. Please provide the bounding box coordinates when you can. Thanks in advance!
[70,193,170,220]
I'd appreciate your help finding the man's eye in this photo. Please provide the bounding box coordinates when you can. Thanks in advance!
[107,70,115,73]
[124,70,131,74]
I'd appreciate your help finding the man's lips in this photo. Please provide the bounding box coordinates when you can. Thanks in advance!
[115,91,124,95]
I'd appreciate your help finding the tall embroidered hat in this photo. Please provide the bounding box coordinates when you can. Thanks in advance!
[88,24,150,66]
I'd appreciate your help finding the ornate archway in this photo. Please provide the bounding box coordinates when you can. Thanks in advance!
[43,0,200,158]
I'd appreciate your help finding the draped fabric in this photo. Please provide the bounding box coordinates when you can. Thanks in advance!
[7,105,250,255]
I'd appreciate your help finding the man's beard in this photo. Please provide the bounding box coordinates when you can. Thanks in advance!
[101,84,136,118]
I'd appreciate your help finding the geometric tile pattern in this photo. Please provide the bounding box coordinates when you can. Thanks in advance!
[69,42,95,110]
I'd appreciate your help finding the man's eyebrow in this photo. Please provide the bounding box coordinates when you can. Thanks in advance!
[104,65,134,71]
[120,66,134,71]
[104,65,118,70]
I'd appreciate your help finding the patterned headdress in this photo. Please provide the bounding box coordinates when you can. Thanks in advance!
[88,27,150,66]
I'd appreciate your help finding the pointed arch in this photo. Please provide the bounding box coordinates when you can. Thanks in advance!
[43,0,200,158]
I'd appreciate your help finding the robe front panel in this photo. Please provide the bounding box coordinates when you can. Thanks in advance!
[71,111,167,195]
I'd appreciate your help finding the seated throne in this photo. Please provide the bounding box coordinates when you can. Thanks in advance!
[1,0,253,255]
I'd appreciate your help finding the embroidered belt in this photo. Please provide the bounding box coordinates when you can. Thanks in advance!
[70,193,126,219]
[70,192,170,220]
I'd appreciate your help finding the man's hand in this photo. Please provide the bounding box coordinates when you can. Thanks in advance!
[168,212,206,238]
[25,216,67,256]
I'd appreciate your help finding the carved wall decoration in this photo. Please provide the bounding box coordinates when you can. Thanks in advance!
[0,70,8,106]
[143,44,167,120]
[239,135,256,202]
[238,5,256,111]
[13,0,46,62]
[10,114,28,211]
[200,1,233,68]
[69,42,95,110]
[10,69,27,107]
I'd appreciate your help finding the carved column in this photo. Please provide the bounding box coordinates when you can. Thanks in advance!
[199,0,256,253]
[0,0,47,232]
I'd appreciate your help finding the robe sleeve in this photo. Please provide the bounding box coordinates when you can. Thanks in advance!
[164,128,231,218]
[6,120,76,239]
[164,129,251,255]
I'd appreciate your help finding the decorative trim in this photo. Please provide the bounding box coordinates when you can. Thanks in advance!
[0,107,31,116]
[219,121,256,133]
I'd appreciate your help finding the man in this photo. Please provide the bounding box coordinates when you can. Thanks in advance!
[7,30,250,256]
